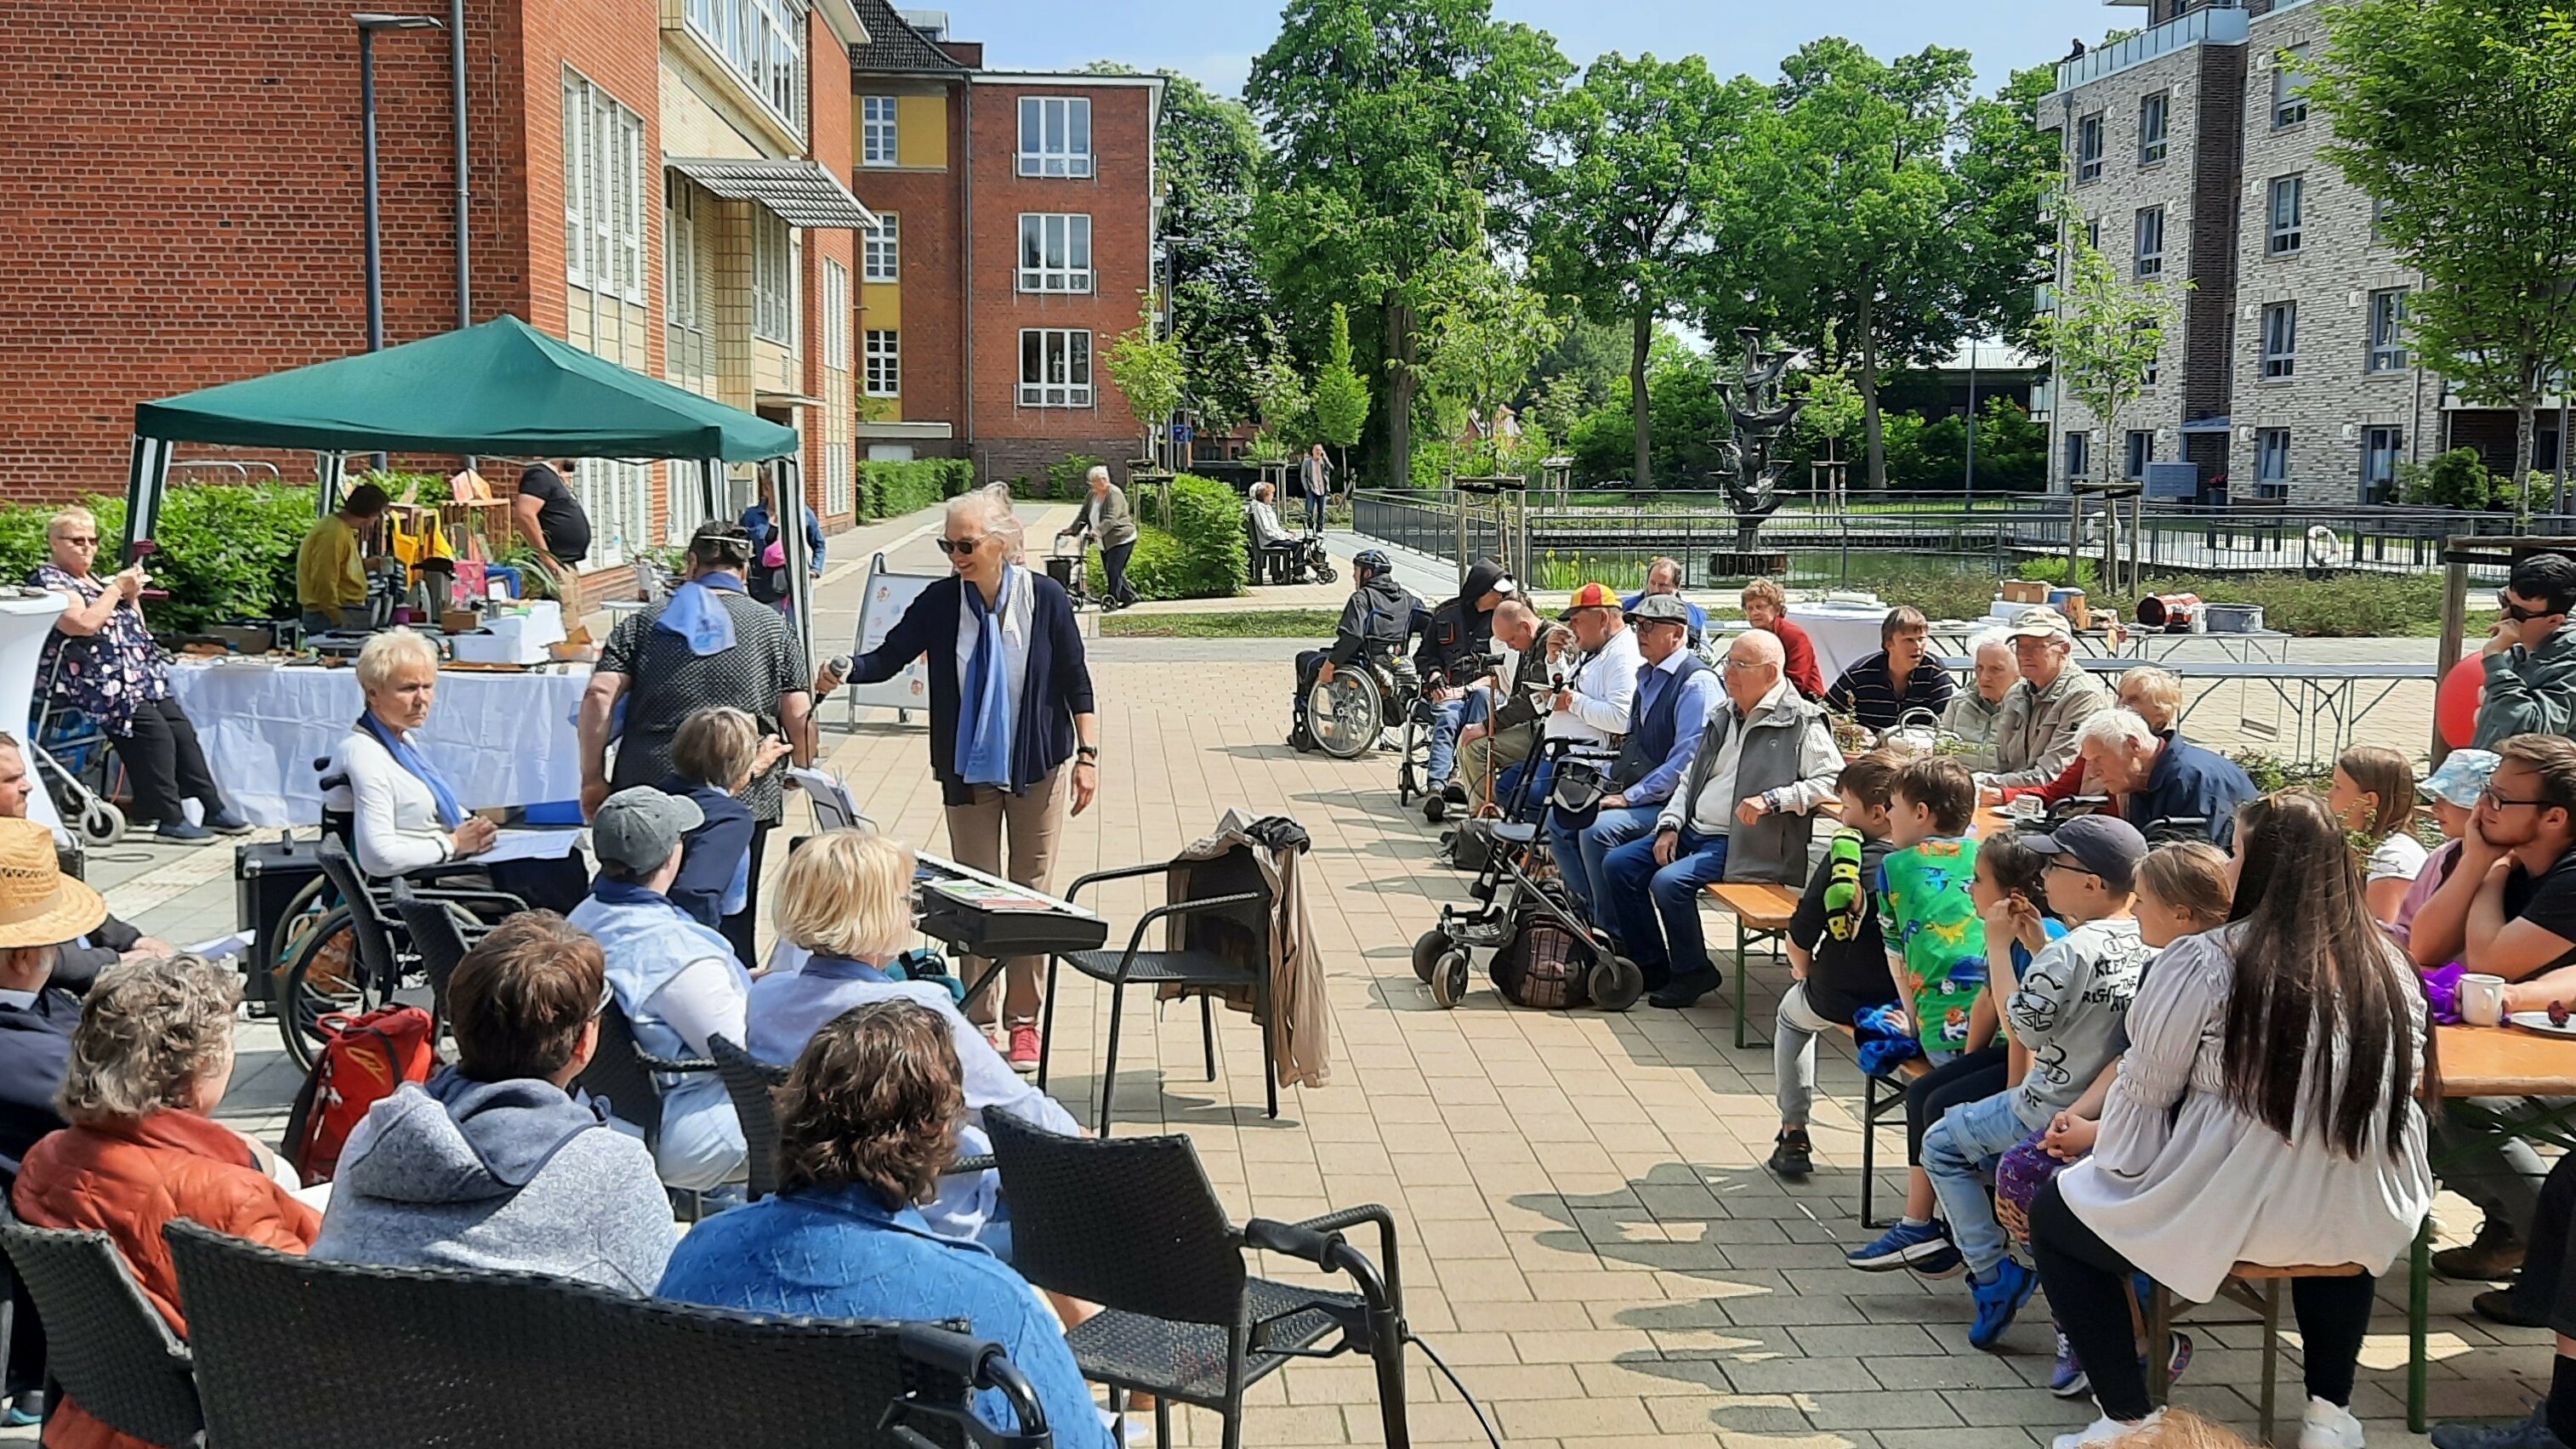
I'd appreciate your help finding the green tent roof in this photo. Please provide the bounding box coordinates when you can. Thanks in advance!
[134,315,800,462]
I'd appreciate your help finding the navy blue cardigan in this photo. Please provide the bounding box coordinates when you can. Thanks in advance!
[849,571,1095,805]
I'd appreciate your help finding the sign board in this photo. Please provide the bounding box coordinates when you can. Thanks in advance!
[1170,422,1193,443]
[2141,461,2200,501]
[844,552,940,723]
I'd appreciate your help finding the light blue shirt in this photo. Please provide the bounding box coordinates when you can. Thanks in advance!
[1625,651,1721,806]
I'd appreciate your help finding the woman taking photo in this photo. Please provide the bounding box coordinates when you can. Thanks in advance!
[31,506,247,845]
[2029,792,2431,1449]
[836,486,1098,1073]
[322,628,586,912]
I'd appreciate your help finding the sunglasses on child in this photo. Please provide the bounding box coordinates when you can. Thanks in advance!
[2497,589,2566,622]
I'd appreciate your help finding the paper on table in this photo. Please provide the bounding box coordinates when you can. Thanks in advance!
[188,929,257,960]
[472,827,586,865]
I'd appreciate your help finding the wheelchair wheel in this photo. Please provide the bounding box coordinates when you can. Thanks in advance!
[1314,563,1337,584]
[1588,954,1646,1013]
[1429,946,1472,1009]
[1412,929,1452,983]
[278,906,375,1071]
[1308,672,1384,759]
[77,799,126,846]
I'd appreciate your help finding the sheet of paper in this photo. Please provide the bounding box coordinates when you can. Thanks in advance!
[188,929,257,960]
[474,827,586,864]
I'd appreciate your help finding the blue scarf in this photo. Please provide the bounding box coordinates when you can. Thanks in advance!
[655,571,746,657]
[358,712,463,828]
[955,568,1016,788]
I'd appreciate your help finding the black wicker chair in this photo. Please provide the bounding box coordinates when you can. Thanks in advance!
[162,1219,1050,1449]
[385,878,492,1037]
[571,998,714,1153]
[984,1114,1409,1449]
[1035,852,1275,1134]
[0,1210,202,1449]
[709,1033,789,1200]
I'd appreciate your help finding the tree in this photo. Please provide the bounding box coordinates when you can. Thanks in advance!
[1101,300,1186,467]
[2029,198,2181,571]
[1247,0,1570,492]
[1797,361,1866,497]
[1311,302,1372,483]
[1413,247,1563,475]
[1532,53,1757,489]
[1245,315,1311,460]
[2306,0,2576,521]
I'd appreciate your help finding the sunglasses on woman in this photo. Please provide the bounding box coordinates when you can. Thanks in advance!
[935,536,987,556]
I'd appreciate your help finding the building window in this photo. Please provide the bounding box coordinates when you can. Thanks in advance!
[2261,301,2297,378]
[862,96,899,166]
[2368,288,2408,372]
[1019,328,1093,407]
[683,0,804,136]
[2085,217,2101,254]
[821,259,849,372]
[862,214,898,282]
[2064,430,2090,484]
[2369,194,2392,242]
[864,329,900,396]
[562,70,645,304]
[2139,92,2169,166]
[2257,428,2292,487]
[2273,43,2310,128]
[825,440,850,516]
[2267,175,2303,255]
[1018,97,1094,178]
[2076,113,2104,185]
[2125,430,2154,482]
[2133,321,2160,387]
[753,209,794,344]
[1017,213,1094,293]
[664,175,701,331]
[2134,206,2165,279]
[2363,426,2404,502]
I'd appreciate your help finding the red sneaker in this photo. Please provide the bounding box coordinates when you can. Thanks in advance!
[1006,1023,1043,1075]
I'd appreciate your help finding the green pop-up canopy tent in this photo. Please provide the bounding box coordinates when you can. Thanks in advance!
[124,315,816,647]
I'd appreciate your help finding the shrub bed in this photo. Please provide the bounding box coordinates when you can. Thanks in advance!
[858,458,975,520]
[1085,474,1244,601]
[0,482,323,633]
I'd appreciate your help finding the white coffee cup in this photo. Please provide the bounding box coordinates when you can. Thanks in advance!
[2459,973,2509,1027]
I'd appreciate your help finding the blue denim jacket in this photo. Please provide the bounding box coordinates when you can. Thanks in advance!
[658,1185,1111,1449]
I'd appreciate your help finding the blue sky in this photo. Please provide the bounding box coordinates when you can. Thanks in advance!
[938,0,2099,97]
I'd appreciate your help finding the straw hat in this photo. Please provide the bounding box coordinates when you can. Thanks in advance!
[0,818,107,949]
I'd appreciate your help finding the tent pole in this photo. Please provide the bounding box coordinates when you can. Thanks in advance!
[698,460,721,534]
[319,455,347,518]
[122,437,170,568]
[776,458,814,672]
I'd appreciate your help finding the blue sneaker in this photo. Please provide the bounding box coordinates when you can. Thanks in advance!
[1845,1219,1953,1272]
[2156,1330,2192,1385]
[1967,1258,2038,1350]
[2048,1328,2089,1398]
[1910,1239,1965,1278]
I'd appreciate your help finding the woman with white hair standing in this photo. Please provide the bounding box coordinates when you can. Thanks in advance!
[836,485,1099,1072]
[1061,464,1139,611]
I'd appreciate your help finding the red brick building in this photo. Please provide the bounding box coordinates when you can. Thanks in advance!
[842,2,1163,484]
[0,0,873,571]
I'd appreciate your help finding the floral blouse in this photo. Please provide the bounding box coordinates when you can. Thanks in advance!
[32,563,168,733]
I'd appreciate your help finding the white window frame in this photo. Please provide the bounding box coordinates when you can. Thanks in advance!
[2257,429,2292,486]
[825,440,851,516]
[1017,213,1094,293]
[2368,288,2408,373]
[1019,328,1093,407]
[562,70,644,304]
[862,95,899,167]
[821,259,850,372]
[2134,206,2164,279]
[2139,92,2169,166]
[683,0,805,140]
[2363,426,2405,499]
[864,329,901,397]
[2273,43,2310,128]
[2076,113,2104,184]
[2267,175,2304,255]
[863,213,899,282]
[1017,96,1095,178]
[753,210,794,344]
[2261,302,2298,379]
[665,175,700,331]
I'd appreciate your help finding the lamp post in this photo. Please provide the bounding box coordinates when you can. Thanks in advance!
[1155,233,1201,469]
[355,13,444,355]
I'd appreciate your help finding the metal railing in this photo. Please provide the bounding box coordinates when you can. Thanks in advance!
[2053,4,2249,94]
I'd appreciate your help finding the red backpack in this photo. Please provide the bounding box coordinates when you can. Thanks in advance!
[282,1004,438,1185]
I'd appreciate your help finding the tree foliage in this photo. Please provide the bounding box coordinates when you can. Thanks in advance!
[1311,301,1372,476]
[1102,300,1187,465]
[1413,247,1563,474]
[2306,0,2576,520]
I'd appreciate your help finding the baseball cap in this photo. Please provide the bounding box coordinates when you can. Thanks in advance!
[1625,594,1692,626]
[1561,582,1620,618]
[2021,813,2149,893]
[2004,605,2073,642]
[2420,748,2500,809]
[591,787,705,875]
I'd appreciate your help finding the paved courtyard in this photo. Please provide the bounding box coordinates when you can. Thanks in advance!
[36,500,2545,1447]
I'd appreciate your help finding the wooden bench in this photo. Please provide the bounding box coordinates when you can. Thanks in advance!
[2146,1261,2368,1445]
[1828,1021,1931,1229]
[1707,881,1800,1049]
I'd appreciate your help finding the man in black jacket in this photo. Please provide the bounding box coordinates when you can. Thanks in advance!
[1413,559,1515,796]
[1291,551,1424,751]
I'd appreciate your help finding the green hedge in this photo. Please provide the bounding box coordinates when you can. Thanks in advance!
[857,458,975,520]
[0,482,323,634]
[1085,474,1244,601]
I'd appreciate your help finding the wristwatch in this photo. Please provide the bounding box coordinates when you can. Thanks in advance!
[1075,745,1100,763]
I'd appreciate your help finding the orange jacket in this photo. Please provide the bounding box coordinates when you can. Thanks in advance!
[11,1110,318,1449]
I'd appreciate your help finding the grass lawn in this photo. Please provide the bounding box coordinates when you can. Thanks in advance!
[1101,609,1345,639]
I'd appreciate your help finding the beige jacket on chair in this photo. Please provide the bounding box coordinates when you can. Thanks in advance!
[1157,808,1330,1090]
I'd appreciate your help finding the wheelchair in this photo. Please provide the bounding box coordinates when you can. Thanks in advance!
[1392,674,1449,819]
[1306,650,1423,760]
[1246,530,1337,587]
[31,637,130,846]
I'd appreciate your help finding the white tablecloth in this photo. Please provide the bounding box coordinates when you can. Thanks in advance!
[167,659,590,827]
[1787,602,1895,685]
[2,594,69,837]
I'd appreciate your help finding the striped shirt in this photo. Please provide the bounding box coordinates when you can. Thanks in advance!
[1826,649,1957,731]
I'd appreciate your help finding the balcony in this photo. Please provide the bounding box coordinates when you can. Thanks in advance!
[2052,5,2249,94]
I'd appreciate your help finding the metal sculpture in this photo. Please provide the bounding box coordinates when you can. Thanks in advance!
[1716,327,1810,552]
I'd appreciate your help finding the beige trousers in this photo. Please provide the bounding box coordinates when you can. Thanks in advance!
[1460,721,1538,811]
[942,761,1069,1026]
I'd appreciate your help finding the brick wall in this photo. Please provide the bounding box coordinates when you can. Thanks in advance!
[850,79,970,433]
[804,5,855,527]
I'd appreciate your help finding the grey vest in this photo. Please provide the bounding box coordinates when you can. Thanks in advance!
[1669,692,1829,886]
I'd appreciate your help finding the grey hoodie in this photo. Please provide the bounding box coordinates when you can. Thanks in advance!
[310,1069,677,1295]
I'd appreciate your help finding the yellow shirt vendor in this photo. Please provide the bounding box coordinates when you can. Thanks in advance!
[299,483,390,634]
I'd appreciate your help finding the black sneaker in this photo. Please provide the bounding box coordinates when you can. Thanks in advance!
[2476,1287,2550,1327]
[1766,1128,1813,1179]
[1648,968,1722,1009]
